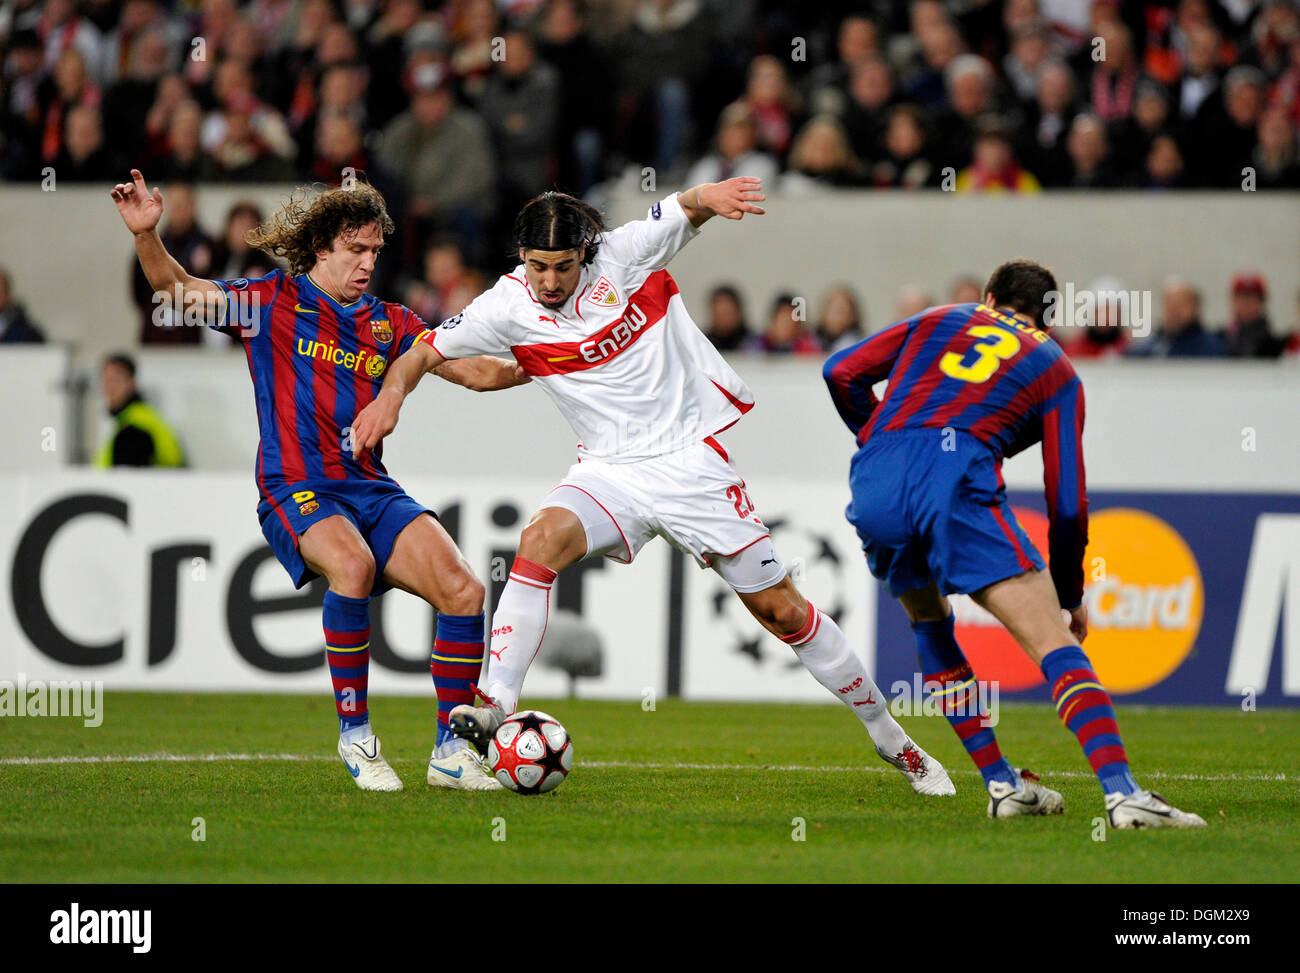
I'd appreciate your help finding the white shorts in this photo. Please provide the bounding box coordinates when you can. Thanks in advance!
[540,437,785,593]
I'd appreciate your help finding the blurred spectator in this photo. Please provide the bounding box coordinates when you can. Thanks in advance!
[479,31,560,212]
[780,115,868,193]
[1112,80,1177,177]
[200,61,297,180]
[131,183,217,345]
[839,58,897,162]
[1064,113,1120,188]
[1089,20,1139,123]
[956,119,1041,192]
[0,267,47,343]
[1251,107,1300,189]
[906,20,967,111]
[949,276,983,304]
[933,54,995,172]
[404,237,485,327]
[1057,276,1133,359]
[1,29,46,177]
[612,0,710,178]
[741,55,800,162]
[1141,132,1187,188]
[1191,65,1268,186]
[536,0,612,194]
[746,293,822,355]
[152,99,205,182]
[684,102,778,187]
[53,103,114,180]
[376,60,495,263]
[871,104,938,188]
[895,285,935,320]
[94,352,187,468]
[1225,273,1286,358]
[37,47,100,168]
[211,201,269,281]
[1020,59,1077,186]
[449,0,501,101]
[1175,24,1222,121]
[806,15,881,117]
[1128,278,1228,357]
[1003,21,1051,101]
[703,284,752,353]
[38,0,104,80]
[815,286,866,354]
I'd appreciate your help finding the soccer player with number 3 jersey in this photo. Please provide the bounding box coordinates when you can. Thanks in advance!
[353,177,956,797]
[113,170,529,791]
[824,260,1205,828]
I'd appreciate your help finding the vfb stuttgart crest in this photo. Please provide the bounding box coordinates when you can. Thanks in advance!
[370,318,393,344]
[588,276,621,307]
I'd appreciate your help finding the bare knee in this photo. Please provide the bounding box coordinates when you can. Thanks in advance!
[517,512,585,570]
[441,570,485,616]
[900,584,951,624]
[329,550,376,598]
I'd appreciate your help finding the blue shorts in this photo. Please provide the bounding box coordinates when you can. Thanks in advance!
[258,477,434,593]
[846,428,1045,597]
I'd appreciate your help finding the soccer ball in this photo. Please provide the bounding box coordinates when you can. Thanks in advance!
[488,710,574,794]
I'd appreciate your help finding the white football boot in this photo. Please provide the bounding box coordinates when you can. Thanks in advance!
[338,734,403,792]
[1105,790,1206,829]
[875,740,956,796]
[986,768,1064,817]
[449,687,507,757]
[428,735,503,791]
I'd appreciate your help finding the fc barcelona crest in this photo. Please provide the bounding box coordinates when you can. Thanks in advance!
[370,318,393,344]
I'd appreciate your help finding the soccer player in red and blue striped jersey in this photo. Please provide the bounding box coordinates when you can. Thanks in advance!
[113,169,527,792]
[824,259,1204,829]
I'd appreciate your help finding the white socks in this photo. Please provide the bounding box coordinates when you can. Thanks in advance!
[483,557,557,715]
[781,602,909,754]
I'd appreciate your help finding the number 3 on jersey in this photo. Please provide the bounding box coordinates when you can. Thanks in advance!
[939,324,1021,383]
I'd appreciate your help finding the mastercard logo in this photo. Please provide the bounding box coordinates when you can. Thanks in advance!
[951,506,1202,694]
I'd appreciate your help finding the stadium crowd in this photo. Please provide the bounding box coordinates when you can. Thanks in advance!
[2,0,1299,356]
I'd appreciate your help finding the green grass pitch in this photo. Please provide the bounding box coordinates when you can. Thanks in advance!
[2,693,1296,883]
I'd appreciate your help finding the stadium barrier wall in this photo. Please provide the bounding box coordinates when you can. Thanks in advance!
[2,470,1296,707]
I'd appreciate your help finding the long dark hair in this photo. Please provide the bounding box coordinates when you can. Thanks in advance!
[512,191,606,265]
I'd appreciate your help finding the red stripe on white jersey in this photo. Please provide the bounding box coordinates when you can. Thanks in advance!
[510,270,680,377]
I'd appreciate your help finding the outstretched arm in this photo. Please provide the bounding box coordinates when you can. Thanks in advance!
[676,176,767,228]
[111,169,223,313]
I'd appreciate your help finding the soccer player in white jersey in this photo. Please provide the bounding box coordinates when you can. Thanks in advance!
[352,177,953,795]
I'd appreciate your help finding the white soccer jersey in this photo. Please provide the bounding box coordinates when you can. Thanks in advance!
[420,192,755,462]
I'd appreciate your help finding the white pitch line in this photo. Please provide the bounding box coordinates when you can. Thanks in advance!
[0,753,1294,783]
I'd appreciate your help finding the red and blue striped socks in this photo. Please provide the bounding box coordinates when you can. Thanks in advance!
[912,615,1017,786]
[432,613,486,748]
[1041,646,1138,795]
[324,591,371,740]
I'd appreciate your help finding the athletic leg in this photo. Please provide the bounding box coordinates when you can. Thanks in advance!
[973,569,1204,827]
[381,513,502,789]
[725,552,954,797]
[899,583,1017,788]
[297,514,402,791]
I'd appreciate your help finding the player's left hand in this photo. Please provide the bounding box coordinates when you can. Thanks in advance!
[702,177,767,220]
[1066,604,1088,643]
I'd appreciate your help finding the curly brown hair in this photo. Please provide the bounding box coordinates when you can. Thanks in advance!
[245,180,396,275]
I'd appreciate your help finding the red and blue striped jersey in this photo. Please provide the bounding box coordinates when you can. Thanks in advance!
[215,269,431,505]
[823,302,1088,608]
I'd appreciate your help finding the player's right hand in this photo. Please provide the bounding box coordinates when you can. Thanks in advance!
[350,390,401,459]
[110,169,164,235]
